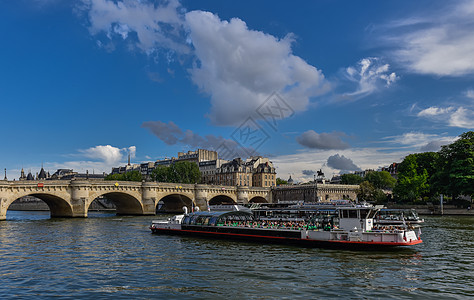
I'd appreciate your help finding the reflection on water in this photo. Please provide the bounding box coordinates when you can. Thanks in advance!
[1,212,473,298]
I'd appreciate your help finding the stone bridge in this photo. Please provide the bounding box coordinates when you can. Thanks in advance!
[0,180,272,220]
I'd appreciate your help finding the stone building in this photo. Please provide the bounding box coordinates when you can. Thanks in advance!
[214,156,276,187]
[252,161,276,187]
[199,159,228,184]
[215,158,253,186]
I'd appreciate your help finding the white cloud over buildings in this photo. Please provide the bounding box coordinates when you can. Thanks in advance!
[326,154,361,172]
[79,145,136,165]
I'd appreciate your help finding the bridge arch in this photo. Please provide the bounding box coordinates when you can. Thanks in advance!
[209,195,237,205]
[7,193,73,218]
[249,196,268,203]
[88,192,143,215]
[156,194,194,213]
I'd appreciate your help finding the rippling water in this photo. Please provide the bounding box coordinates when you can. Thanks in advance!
[1,211,473,299]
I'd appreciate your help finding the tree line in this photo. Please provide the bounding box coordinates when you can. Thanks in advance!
[105,161,201,184]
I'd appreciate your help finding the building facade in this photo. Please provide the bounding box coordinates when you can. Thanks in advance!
[215,156,276,187]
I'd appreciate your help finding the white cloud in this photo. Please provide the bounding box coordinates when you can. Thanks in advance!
[466,89,474,99]
[417,105,474,129]
[83,0,189,55]
[449,107,474,128]
[384,132,439,147]
[79,145,135,165]
[185,10,330,125]
[7,145,138,180]
[383,132,456,152]
[417,106,454,117]
[343,57,398,99]
[80,1,330,126]
[387,1,474,76]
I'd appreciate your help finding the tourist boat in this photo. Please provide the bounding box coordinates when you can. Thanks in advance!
[150,206,423,249]
[374,208,424,227]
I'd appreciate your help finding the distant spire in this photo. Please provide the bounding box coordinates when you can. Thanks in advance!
[128,153,131,166]
[4,168,7,181]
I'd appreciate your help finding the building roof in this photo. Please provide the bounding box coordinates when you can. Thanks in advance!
[38,167,47,179]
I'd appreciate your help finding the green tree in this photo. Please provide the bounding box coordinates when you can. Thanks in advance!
[105,170,141,182]
[394,154,429,203]
[170,161,201,184]
[276,178,288,185]
[364,171,396,190]
[151,165,170,182]
[433,131,474,199]
[151,161,201,184]
[415,152,439,179]
[357,181,387,203]
[105,173,124,181]
[123,170,142,182]
[340,173,364,185]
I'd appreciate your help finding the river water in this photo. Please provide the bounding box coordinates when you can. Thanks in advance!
[0,211,473,299]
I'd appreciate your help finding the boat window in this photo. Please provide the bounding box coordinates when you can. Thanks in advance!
[359,209,368,219]
[209,217,218,226]
[341,209,358,218]
[349,210,357,218]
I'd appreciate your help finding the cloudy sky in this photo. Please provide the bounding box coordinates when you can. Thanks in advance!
[1,0,473,182]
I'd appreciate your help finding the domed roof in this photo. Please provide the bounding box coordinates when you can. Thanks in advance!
[287,175,294,184]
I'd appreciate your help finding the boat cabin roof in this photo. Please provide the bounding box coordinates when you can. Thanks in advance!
[186,211,253,218]
[182,211,254,226]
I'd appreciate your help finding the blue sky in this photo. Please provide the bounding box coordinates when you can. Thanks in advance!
[1,0,473,182]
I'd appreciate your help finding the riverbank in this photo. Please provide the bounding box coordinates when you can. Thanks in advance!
[386,204,474,216]
[8,200,473,216]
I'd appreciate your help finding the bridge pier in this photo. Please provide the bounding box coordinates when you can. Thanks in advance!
[0,198,8,221]
[194,184,209,210]
[70,180,90,218]
[237,186,249,204]
[141,182,157,215]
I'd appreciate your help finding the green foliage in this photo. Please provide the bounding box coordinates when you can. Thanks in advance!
[151,165,170,182]
[357,181,386,203]
[276,178,288,185]
[394,154,428,202]
[105,170,142,182]
[365,171,396,190]
[340,173,364,185]
[151,161,201,184]
[433,131,474,199]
